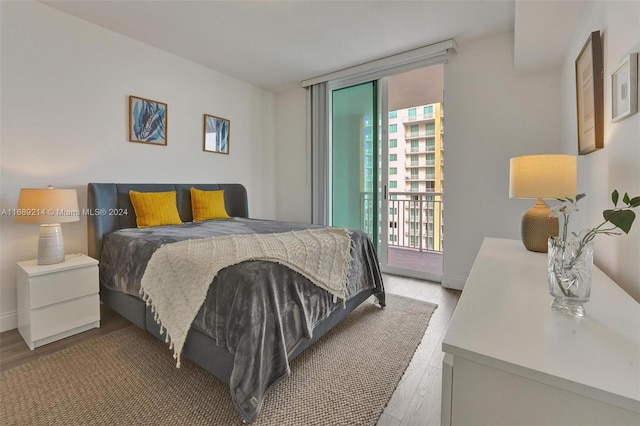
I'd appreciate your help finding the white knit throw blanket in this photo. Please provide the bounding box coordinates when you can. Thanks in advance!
[139,227,352,367]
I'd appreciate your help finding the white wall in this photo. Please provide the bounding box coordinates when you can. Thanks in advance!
[0,2,276,331]
[560,1,640,301]
[442,32,562,288]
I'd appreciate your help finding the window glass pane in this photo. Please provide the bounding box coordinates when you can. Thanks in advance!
[389,110,397,119]
[390,124,397,133]
[410,124,419,136]
[389,167,397,175]
[426,153,435,165]
[331,82,375,239]
[389,138,397,147]
[425,122,435,136]
[389,181,397,188]
[426,138,435,151]
[389,154,397,161]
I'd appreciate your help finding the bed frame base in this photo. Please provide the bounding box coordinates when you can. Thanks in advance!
[100,285,375,384]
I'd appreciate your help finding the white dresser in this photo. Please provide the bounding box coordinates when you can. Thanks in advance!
[441,238,640,425]
[17,254,100,350]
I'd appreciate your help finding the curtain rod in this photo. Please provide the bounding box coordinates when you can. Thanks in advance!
[301,39,457,88]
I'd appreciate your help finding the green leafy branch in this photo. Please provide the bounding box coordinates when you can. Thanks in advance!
[550,190,639,297]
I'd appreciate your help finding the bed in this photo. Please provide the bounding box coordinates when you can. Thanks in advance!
[87,183,385,423]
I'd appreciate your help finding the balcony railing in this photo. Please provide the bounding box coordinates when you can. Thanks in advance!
[387,191,444,253]
[360,191,444,253]
[405,160,436,168]
[402,112,435,123]
[404,131,436,140]
[405,145,436,154]
[404,174,435,181]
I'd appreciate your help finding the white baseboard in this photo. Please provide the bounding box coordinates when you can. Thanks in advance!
[0,311,18,333]
[442,275,466,290]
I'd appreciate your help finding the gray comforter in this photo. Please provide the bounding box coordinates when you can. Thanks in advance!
[99,218,385,423]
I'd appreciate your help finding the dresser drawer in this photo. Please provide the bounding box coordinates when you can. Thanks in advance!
[28,265,98,309]
[30,294,100,341]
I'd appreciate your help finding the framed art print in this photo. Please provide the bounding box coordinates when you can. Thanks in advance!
[611,53,638,122]
[575,31,603,155]
[203,114,230,154]
[129,96,167,145]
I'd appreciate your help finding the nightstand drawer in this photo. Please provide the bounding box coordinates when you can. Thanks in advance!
[30,294,100,341]
[28,265,98,309]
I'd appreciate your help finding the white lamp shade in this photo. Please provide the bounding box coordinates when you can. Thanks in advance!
[15,187,79,224]
[509,155,577,199]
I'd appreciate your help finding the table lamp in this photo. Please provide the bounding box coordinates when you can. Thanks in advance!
[509,155,577,252]
[15,186,79,265]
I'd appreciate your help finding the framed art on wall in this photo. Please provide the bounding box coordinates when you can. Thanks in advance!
[575,31,603,155]
[203,114,230,154]
[129,96,168,145]
[611,53,638,122]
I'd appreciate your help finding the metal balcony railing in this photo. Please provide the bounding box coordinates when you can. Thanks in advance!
[388,191,443,252]
[404,131,437,140]
[402,112,435,123]
[405,160,436,168]
[362,191,444,253]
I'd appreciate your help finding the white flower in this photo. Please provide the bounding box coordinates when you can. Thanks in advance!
[549,200,578,218]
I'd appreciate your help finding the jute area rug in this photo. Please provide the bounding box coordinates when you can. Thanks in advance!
[1,294,436,426]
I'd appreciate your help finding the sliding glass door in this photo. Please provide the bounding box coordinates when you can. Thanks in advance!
[331,82,378,243]
[328,66,445,283]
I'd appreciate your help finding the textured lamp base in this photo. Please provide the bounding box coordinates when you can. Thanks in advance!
[521,199,558,253]
[37,224,65,265]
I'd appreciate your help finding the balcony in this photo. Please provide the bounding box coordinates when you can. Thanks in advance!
[405,145,436,154]
[405,160,436,168]
[402,112,435,123]
[386,191,443,254]
[404,131,437,140]
[404,175,435,181]
[362,191,444,277]
[387,246,443,276]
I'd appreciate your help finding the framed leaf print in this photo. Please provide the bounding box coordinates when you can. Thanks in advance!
[203,114,230,154]
[129,96,168,145]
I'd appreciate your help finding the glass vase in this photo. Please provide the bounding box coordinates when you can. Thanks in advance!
[547,236,593,317]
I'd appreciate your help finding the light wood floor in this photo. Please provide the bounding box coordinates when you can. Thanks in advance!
[0,274,460,425]
[378,274,461,426]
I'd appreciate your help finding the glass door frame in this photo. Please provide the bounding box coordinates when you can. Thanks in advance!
[327,77,440,282]
[327,80,379,243]
[327,78,391,269]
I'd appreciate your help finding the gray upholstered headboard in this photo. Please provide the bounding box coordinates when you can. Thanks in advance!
[87,183,248,260]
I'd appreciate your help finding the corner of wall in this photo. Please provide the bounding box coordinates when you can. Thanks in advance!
[442,275,466,291]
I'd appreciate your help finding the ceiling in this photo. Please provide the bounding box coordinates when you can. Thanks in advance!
[41,1,583,93]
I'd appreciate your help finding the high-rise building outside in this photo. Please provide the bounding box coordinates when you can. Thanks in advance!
[388,102,444,252]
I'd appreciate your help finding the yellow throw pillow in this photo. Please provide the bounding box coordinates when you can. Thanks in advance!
[190,187,230,222]
[129,190,183,228]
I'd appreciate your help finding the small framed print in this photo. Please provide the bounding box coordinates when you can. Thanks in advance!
[611,53,638,122]
[203,114,230,154]
[575,31,604,155]
[129,96,167,145]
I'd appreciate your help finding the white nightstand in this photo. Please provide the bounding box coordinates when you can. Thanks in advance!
[17,254,100,350]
